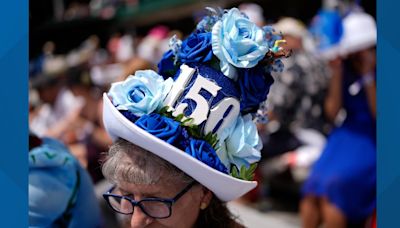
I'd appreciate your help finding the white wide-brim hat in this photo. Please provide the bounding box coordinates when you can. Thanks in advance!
[102,93,256,201]
[340,12,376,55]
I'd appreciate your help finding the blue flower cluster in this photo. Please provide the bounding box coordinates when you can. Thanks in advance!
[158,8,284,115]
[108,69,229,174]
[109,7,289,178]
[135,113,228,174]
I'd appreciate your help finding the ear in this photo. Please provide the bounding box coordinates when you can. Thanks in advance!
[199,187,213,209]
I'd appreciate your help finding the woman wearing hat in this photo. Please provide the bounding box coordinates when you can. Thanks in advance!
[301,11,376,228]
[100,7,287,228]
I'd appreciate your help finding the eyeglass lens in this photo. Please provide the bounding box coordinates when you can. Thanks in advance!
[107,195,171,218]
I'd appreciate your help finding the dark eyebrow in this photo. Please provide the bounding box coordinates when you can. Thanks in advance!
[115,185,163,198]
[115,186,133,197]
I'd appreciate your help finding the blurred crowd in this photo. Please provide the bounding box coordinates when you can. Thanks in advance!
[29,0,376,227]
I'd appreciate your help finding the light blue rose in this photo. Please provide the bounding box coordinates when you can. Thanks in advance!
[212,8,269,79]
[108,70,173,116]
[216,114,262,170]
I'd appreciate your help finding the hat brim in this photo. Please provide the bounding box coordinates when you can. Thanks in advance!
[102,93,257,201]
[340,35,376,56]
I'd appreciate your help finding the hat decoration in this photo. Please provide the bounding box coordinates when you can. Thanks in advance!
[309,9,344,59]
[104,7,289,200]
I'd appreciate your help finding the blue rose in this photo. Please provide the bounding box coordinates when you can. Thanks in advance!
[217,114,262,169]
[174,128,191,151]
[185,139,228,174]
[212,8,269,79]
[120,110,139,122]
[158,50,178,79]
[108,70,173,117]
[238,66,274,112]
[135,113,181,144]
[179,32,213,64]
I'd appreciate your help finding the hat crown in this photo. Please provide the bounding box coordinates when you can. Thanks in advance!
[340,12,376,54]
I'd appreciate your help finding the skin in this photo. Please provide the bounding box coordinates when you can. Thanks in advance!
[115,181,212,228]
[300,195,320,228]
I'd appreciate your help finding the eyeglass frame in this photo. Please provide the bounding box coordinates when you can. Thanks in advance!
[103,181,197,219]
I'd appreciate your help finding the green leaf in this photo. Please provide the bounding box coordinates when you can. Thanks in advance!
[182,117,194,126]
[204,132,212,141]
[157,106,221,150]
[175,113,185,122]
[248,163,258,175]
[240,165,247,179]
[211,134,218,147]
[229,163,258,181]
[231,165,240,178]
[158,106,169,115]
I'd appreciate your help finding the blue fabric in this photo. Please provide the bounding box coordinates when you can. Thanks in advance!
[309,10,343,52]
[179,32,213,64]
[29,137,101,228]
[158,50,178,79]
[185,139,228,174]
[302,65,376,222]
[173,63,240,131]
[237,66,274,112]
[108,70,173,117]
[135,113,182,144]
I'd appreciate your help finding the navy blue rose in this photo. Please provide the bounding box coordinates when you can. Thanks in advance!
[179,32,213,64]
[238,66,274,112]
[135,113,181,144]
[185,139,228,174]
[174,128,191,151]
[121,110,139,122]
[158,50,178,79]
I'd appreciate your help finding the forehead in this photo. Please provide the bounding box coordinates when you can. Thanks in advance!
[117,181,184,198]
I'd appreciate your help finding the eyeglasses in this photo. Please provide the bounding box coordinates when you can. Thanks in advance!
[103,181,196,219]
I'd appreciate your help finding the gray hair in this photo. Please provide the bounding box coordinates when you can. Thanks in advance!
[102,138,193,185]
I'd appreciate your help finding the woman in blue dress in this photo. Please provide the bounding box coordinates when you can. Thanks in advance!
[301,11,376,228]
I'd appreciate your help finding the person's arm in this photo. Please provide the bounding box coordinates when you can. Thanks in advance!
[324,57,343,122]
[359,49,376,118]
[362,73,376,118]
